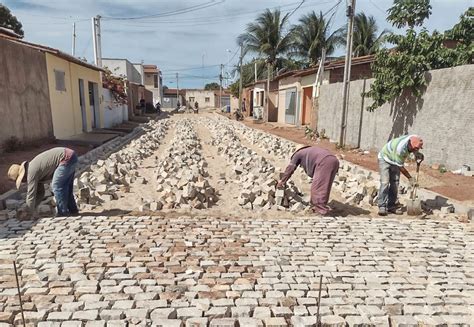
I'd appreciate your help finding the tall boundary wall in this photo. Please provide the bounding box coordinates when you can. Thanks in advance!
[317,64,474,170]
[0,38,54,149]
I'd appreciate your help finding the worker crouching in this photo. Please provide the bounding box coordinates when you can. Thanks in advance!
[8,147,79,219]
[278,146,339,215]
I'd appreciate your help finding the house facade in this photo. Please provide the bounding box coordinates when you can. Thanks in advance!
[185,89,216,109]
[143,64,163,105]
[0,31,104,142]
[45,53,103,139]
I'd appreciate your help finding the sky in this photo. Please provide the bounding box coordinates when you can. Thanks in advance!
[4,0,471,88]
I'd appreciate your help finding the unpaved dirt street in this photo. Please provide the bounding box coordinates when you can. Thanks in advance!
[0,113,473,326]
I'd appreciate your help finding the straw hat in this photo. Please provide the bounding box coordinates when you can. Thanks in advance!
[7,162,27,189]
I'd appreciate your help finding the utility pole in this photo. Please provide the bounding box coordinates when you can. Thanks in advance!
[92,15,102,67]
[254,62,257,83]
[339,0,356,147]
[176,72,179,106]
[219,64,223,110]
[72,22,76,56]
[265,61,271,122]
[238,43,244,112]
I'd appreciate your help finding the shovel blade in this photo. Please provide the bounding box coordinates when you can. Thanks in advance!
[407,199,422,216]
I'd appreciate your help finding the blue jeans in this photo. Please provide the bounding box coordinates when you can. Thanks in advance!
[378,158,400,210]
[52,154,78,216]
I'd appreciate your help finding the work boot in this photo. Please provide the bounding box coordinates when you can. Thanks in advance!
[378,207,388,216]
[388,207,403,215]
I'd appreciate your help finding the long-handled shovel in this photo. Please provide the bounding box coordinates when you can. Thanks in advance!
[407,159,423,216]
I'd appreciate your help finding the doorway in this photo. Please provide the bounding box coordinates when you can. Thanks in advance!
[88,82,100,129]
[78,79,87,132]
[302,86,313,125]
[285,88,297,125]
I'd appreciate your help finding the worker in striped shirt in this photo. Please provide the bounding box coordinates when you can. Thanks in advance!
[378,135,424,216]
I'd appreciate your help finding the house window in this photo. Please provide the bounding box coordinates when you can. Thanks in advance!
[205,97,210,103]
[153,74,158,88]
[54,69,66,91]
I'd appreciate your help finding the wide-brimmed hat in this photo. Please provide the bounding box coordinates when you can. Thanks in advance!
[291,145,311,159]
[7,162,27,189]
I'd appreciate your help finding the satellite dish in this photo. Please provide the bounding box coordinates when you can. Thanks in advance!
[277,68,287,75]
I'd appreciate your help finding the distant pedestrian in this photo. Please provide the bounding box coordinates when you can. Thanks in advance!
[8,147,79,218]
[242,98,246,112]
[377,135,424,216]
[155,101,161,115]
[277,146,339,215]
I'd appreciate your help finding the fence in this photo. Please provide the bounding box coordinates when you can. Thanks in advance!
[102,88,128,128]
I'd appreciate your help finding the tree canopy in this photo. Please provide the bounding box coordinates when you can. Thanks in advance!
[0,4,24,37]
[204,82,220,90]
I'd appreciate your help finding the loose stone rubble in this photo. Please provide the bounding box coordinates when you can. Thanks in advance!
[201,117,308,211]
[142,119,218,211]
[75,120,170,211]
[226,117,297,160]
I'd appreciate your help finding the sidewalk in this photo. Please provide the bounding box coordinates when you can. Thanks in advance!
[239,117,474,207]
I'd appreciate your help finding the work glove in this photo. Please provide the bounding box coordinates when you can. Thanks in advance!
[414,152,424,163]
[276,180,286,189]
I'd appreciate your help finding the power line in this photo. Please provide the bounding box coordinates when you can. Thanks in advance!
[102,1,225,20]
[287,0,306,18]
[106,0,336,27]
[368,0,387,14]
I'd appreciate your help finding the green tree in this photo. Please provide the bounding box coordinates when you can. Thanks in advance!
[366,2,472,111]
[292,11,344,65]
[387,0,431,29]
[352,13,389,57]
[0,4,24,37]
[204,82,220,90]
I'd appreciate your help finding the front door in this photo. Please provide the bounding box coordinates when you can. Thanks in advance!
[302,86,313,125]
[285,88,297,124]
[78,79,87,132]
[88,82,100,129]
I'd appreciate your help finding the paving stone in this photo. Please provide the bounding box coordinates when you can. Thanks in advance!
[149,319,183,327]
[264,317,288,327]
[291,316,317,326]
[320,315,346,327]
[389,315,419,327]
[209,318,237,327]
[185,317,208,327]
[99,310,124,320]
[176,307,202,319]
[85,322,106,327]
[150,308,177,320]
[47,312,72,321]
[237,318,263,327]
[71,310,99,321]
[345,315,374,327]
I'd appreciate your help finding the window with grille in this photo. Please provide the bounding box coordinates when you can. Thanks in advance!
[54,70,66,91]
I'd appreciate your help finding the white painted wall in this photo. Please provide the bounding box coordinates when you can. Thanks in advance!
[102,88,128,128]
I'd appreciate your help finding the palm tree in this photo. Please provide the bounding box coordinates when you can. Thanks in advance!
[238,9,294,120]
[352,13,389,57]
[238,9,294,72]
[292,11,345,66]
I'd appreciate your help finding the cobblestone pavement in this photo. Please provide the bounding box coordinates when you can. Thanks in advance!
[1,214,473,326]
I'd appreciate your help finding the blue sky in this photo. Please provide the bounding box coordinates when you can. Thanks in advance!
[4,0,471,88]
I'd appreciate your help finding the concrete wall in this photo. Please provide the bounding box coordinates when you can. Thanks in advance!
[0,38,54,147]
[102,59,142,84]
[317,64,474,170]
[186,90,216,109]
[45,53,102,139]
[102,88,128,128]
